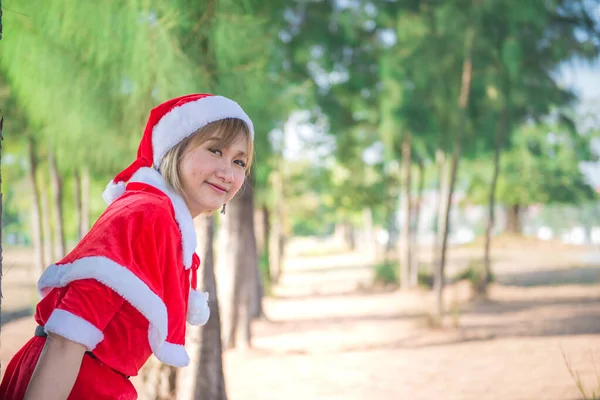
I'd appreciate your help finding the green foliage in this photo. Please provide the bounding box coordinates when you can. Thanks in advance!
[465,121,598,207]
[372,260,433,288]
[455,260,495,290]
[2,0,600,244]
[373,261,398,286]
[1,0,294,242]
[281,0,600,235]
[2,185,25,237]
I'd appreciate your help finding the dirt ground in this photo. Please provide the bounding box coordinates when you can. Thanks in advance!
[2,239,600,399]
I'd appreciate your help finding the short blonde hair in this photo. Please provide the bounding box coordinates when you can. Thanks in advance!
[159,118,254,195]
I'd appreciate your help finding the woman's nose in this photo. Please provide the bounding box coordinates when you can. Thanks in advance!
[216,165,234,182]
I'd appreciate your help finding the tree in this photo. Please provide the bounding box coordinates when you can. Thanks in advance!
[192,216,226,399]
[1,2,232,396]
[1,1,5,375]
[208,0,290,348]
[218,179,258,349]
[475,0,600,293]
[0,109,4,374]
[467,120,598,223]
[176,215,227,400]
[26,136,43,274]
[434,0,478,322]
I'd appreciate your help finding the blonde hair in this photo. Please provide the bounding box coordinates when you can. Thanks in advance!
[158,118,254,195]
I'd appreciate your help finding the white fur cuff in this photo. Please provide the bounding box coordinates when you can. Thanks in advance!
[44,309,104,351]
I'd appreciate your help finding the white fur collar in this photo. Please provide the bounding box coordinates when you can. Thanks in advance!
[129,167,196,270]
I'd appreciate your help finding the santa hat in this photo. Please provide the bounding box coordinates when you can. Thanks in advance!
[102,93,255,205]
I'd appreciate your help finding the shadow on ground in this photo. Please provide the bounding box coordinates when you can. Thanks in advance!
[461,295,600,315]
[271,284,399,300]
[1,307,34,327]
[497,266,600,287]
[255,310,425,338]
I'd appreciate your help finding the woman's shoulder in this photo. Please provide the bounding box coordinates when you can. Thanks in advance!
[101,187,178,228]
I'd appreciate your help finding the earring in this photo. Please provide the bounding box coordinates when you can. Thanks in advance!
[220,204,226,215]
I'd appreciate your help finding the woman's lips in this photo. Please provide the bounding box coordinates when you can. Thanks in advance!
[207,182,227,194]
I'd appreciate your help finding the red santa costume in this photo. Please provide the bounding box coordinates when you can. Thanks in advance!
[0,94,254,399]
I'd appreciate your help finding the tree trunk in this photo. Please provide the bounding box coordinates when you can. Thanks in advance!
[177,215,227,400]
[385,201,398,258]
[40,177,53,265]
[400,132,412,290]
[252,258,264,320]
[74,170,83,241]
[193,215,227,398]
[0,113,4,353]
[384,171,400,261]
[27,136,44,276]
[268,171,285,283]
[434,18,476,324]
[140,356,177,400]
[433,150,448,266]
[435,143,460,323]
[505,204,522,234]
[262,206,270,256]
[254,206,269,259]
[362,207,376,258]
[342,221,355,251]
[409,159,425,287]
[80,167,90,238]
[220,180,258,350]
[479,107,508,295]
[258,205,271,290]
[48,151,65,258]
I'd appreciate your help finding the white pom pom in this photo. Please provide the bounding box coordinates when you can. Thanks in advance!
[187,289,210,326]
[102,180,127,205]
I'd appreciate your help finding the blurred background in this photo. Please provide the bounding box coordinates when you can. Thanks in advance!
[1,1,600,399]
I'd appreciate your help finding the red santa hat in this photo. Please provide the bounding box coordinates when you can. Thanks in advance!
[102,93,255,205]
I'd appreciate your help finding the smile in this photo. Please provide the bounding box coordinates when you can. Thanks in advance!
[207,182,228,194]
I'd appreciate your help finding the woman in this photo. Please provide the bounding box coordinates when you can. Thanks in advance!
[0,93,255,399]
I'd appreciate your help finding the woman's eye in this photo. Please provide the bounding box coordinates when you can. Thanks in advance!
[209,148,222,156]
[235,160,247,168]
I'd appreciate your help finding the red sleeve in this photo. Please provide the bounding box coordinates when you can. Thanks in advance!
[57,278,125,330]
[43,279,125,351]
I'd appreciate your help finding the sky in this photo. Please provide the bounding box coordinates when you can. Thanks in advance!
[558,60,600,102]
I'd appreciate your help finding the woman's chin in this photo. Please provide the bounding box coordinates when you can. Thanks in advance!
[199,201,222,213]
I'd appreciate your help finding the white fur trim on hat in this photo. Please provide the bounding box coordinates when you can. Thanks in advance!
[38,256,191,367]
[152,95,255,168]
[187,289,210,326]
[102,180,127,205]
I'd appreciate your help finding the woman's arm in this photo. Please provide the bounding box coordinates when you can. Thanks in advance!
[24,333,87,400]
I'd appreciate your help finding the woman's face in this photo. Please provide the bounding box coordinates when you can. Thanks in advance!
[179,132,248,218]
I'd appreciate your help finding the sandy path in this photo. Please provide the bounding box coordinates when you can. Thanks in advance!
[1,243,599,399]
[224,247,600,400]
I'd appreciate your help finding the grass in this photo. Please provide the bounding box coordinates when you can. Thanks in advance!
[454,260,495,292]
[371,260,434,289]
[562,349,600,400]
[372,260,398,286]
